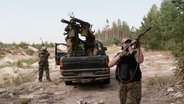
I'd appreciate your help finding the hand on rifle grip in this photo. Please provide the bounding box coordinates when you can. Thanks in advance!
[134,41,141,49]
[132,38,139,44]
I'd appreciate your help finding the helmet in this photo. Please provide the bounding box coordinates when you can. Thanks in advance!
[121,38,131,43]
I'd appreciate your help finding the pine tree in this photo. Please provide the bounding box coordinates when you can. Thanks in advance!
[139,4,161,50]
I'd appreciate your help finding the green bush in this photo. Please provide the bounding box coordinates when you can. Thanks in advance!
[18,42,29,49]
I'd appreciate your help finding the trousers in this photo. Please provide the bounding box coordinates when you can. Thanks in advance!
[118,81,141,104]
[38,62,51,81]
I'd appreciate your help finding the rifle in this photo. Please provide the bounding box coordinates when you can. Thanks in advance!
[40,37,44,45]
[123,27,152,51]
[40,37,46,48]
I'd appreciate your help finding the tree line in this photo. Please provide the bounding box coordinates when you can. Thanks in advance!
[95,0,184,80]
[95,19,135,45]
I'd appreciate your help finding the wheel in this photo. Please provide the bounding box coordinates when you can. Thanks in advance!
[65,81,72,85]
[103,78,110,84]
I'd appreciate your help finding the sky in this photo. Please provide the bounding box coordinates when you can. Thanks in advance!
[0,0,162,44]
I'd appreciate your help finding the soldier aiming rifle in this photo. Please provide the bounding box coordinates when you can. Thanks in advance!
[108,27,151,104]
[38,37,51,82]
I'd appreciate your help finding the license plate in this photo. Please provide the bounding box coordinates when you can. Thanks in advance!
[81,79,91,83]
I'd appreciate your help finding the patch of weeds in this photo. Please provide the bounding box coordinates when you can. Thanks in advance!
[16,58,37,68]
[20,99,31,104]
[39,95,50,99]
[12,73,34,86]
[0,48,6,58]
[18,42,29,49]
[0,58,37,69]
[0,73,35,88]
[39,92,54,99]
[20,58,37,66]
[0,61,15,69]
[147,76,170,87]
[12,76,24,86]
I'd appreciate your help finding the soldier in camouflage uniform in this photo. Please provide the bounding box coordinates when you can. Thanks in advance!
[81,27,97,56]
[65,24,75,57]
[38,45,51,82]
[108,38,144,104]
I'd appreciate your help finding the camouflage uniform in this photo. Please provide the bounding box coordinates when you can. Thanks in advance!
[116,53,142,104]
[38,46,51,82]
[118,81,141,104]
[65,24,75,57]
[84,29,97,56]
[116,38,142,104]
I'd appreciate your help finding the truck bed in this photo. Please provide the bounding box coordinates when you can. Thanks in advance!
[61,55,109,69]
[60,55,110,85]
[55,41,110,85]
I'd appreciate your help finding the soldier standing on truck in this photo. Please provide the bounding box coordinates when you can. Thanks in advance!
[79,21,97,56]
[64,21,75,57]
[38,45,51,82]
[64,19,80,57]
[84,28,97,56]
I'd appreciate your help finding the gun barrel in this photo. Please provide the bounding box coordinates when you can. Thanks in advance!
[61,19,71,24]
[135,27,152,40]
[40,37,44,44]
[71,17,91,28]
[142,27,152,35]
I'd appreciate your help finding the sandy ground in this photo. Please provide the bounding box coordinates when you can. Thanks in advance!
[0,46,184,104]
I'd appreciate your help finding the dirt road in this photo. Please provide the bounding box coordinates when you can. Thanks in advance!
[0,47,184,104]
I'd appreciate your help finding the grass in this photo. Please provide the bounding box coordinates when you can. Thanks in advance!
[0,58,37,69]
[0,71,36,88]
[20,99,31,104]
[147,75,170,87]
[39,92,54,99]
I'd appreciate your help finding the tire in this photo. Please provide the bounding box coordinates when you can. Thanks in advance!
[103,78,110,84]
[65,81,72,85]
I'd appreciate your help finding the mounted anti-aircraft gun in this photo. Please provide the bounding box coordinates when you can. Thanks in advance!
[61,16,93,35]
[70,16,94,37]
[70,16,91,28]
[61,19,81,35]
[61,16,95,57]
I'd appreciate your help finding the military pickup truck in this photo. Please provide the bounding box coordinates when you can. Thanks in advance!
[55,40,110,85]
